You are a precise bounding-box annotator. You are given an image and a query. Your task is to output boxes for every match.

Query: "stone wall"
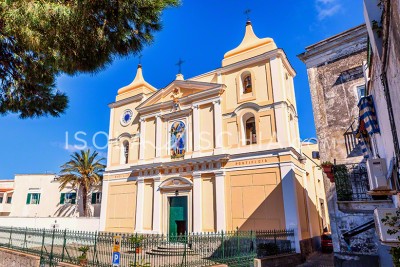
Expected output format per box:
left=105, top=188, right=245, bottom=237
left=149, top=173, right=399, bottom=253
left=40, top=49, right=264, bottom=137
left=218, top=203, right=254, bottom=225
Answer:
left=254, top=254, right=304, bottom=267
left=0, top=248, right=40, bottom=267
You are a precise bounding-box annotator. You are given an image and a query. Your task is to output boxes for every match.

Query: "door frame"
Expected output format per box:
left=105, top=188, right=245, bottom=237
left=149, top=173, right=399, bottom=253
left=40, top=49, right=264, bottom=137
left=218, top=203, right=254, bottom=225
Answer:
left=162, top=189, right=192, bottom=234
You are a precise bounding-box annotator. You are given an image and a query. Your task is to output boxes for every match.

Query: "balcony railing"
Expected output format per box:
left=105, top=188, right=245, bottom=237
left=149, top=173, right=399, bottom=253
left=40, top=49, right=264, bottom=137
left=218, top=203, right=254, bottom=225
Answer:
left=334, top=163, right=379, bottom=201
left=343, top=120, right=363, bottom=158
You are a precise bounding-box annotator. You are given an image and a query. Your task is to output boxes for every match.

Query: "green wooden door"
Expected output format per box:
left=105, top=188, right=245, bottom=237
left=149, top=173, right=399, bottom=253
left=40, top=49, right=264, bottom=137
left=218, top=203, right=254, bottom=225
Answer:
left=169, top=196, right=188, bottom=239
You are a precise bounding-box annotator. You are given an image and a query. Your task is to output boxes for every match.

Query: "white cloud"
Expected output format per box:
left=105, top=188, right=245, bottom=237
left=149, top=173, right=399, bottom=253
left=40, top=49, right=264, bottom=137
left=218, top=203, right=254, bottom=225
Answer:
left=316, top=0, right=342, bottom=20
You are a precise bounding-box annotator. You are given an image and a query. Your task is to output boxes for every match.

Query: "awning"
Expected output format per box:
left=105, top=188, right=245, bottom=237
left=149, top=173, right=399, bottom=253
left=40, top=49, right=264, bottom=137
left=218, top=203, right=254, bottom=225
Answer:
left=0, top=188, right=13, bottom=193
left=357, top=95, right=380, bottom=135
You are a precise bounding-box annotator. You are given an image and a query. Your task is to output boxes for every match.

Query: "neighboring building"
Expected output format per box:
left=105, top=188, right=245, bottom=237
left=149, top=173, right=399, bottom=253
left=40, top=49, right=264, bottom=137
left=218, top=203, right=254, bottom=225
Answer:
left=299, top=25, right=394, bottom=266
left=0, top=180, right=14, bottom=216
left=301, top=143, right=330, bottom=234
left=363, top=0, right=400, bottom=196
left=101, top=20, right=328, bottom=253
left=0, top=174, right=101, bottom=218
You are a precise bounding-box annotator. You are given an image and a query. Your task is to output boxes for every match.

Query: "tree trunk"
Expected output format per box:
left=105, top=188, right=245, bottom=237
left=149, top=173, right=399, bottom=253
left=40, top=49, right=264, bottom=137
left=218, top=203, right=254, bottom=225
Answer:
left=82, top=187, right=88, bottom=217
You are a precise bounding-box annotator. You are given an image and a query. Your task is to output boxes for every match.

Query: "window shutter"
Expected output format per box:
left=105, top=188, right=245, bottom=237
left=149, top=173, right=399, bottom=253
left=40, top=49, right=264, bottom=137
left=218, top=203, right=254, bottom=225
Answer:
left=91, top=193, right=96, bottom=204
left=26, top=193, right=31, bottom=205
left=60, top=193, right=65, bottom=204
left=71, top=193, right=76, bottom=204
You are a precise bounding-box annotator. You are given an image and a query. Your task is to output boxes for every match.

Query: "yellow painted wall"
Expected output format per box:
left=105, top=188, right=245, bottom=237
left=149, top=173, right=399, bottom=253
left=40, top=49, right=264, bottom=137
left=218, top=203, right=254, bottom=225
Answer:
left=221, top=62, right=273, bottom=114
left=202, top=177, right=216, bottom=232
left=295, top=173, right=311, bottom=239
left=105, top=181, right=137, bottom=233
left=225, top=168, right=285, bottom=231
left=144, top=118, right=156, bottom=159
left=143, top=181, right=154, bottom=230
left=199, top=103, right=214, bottom=150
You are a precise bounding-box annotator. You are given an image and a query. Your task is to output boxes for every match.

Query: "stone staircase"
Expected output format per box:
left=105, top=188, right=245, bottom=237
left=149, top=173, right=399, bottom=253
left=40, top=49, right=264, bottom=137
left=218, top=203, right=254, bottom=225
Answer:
left=146, top=242, right=197, bottom=256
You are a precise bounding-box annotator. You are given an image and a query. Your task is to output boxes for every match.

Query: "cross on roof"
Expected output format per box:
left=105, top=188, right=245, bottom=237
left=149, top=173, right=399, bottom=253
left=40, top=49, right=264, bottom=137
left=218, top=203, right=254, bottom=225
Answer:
left=138, top=53, right=143, bottom=65
left=244, top=9, right=251, bottom=21
left=176, top=58, right=184, bottom=74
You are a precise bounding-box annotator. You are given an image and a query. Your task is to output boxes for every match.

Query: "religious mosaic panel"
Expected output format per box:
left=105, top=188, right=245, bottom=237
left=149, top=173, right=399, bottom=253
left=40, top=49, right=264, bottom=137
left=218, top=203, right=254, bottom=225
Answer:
left=170, top=121, right=186, bottom=159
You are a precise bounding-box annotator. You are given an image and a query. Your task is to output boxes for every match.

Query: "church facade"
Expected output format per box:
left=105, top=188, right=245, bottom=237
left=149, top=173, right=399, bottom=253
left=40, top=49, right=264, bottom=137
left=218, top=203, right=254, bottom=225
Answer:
left=100, top=21, right=326, bottom=252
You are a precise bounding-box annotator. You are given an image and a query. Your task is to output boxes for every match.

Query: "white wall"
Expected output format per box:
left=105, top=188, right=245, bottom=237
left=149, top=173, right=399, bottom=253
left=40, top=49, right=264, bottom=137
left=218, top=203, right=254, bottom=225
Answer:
left=7, top=174, right=101, bottom=218
left=0, top=217, right=100, bottom=231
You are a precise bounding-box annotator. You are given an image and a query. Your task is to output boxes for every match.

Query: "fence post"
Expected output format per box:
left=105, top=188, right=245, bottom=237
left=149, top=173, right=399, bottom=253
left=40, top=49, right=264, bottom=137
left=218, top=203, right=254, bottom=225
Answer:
left=40, top=228, right=46, bottom=264
left=49, top=228, right=55, bottom=266
left=236, top=228, right=240, bottom=254
left=61, top=229, right=67, bottom=262
left=92, top=231, right=98, bottom=265
left=221, top=230, right=225, bottom=259
left=134, top=233, right=137, bottom=266
left=23, top=227, right=28, bottom=251
left=8, top=226, right=12, bottom=248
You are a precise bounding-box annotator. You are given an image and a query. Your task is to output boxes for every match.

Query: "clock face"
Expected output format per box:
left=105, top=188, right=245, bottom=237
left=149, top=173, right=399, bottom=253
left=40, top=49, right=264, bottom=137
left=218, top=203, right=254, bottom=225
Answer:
left=120, top=109, right=133, bottom=126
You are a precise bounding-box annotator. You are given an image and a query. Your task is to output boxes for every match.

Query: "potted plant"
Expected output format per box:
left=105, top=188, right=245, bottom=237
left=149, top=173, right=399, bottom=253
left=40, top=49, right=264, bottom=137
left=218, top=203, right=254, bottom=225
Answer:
left=77, top=246, right=89, bottom=266
left=320, top=161, right=334, bottom=182
left=129, top=235, right=145, bottom=254
left=320, top=161, right=333, bottom=173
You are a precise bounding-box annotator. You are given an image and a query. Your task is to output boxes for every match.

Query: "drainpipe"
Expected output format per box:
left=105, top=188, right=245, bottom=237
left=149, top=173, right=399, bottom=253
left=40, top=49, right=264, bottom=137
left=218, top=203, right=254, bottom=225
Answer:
left=380, top=0, right=400, bottom=169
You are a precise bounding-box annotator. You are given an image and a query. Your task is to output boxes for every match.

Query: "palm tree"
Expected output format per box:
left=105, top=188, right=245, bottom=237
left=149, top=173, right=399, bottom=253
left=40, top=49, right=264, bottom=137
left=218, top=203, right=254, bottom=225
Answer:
left=59, top=149, right=106, bottom=217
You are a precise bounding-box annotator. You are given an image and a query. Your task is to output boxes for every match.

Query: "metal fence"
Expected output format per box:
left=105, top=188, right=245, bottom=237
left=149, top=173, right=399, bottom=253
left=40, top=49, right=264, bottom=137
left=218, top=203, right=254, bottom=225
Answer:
left=333, top=163, right=391, bottom=201
left=0, top=227, right=295, bottom=267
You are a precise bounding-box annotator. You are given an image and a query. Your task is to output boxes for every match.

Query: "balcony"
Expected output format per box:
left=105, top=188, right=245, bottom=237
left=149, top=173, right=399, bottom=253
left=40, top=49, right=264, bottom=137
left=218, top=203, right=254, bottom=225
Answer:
left=0, top=203, right=12, bottom=213
left=334, top=163, right=393, bottom=213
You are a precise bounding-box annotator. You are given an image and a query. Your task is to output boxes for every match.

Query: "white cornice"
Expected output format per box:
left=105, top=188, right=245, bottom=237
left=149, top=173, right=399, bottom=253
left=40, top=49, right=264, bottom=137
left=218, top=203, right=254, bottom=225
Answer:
left=108, top=94, right=145, bottom=108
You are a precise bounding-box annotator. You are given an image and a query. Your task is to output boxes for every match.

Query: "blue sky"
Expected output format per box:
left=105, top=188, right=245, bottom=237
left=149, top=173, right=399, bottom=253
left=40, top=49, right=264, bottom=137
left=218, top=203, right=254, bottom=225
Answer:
left=0, top=0, right=365, bottom=178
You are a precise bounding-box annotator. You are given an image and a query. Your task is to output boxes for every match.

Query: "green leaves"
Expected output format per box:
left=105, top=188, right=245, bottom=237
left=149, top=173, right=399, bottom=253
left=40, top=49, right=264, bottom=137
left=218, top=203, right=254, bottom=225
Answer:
left=0, top=0, right=179, bottom=118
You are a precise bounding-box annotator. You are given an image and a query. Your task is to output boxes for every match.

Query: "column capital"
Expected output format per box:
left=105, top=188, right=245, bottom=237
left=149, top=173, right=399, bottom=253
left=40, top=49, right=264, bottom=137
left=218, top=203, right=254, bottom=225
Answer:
left=192, top=173, right=202, bottom=179
left=214, top=171, right=225, bottom=177
left=212, top=99, right=221, bottom=105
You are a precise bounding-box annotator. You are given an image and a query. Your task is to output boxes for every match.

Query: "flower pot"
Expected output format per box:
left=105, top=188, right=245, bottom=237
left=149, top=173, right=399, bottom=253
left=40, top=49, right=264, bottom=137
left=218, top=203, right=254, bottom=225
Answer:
left=135, top=247, right=142, bottom=254
left=326, top=172, right=334, bottom=183
left=79, top=259, right=88, bottom=266
left=322, top=165, right=333, bottom=173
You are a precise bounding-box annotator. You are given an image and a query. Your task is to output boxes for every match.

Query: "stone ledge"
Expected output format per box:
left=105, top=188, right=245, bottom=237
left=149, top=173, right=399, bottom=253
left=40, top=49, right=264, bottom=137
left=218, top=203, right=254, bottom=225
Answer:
left=0, top=247, right=40, bottom=267
left=337, top=200, right=393, bottom=213
left=254, top=253, right=304, bottom=267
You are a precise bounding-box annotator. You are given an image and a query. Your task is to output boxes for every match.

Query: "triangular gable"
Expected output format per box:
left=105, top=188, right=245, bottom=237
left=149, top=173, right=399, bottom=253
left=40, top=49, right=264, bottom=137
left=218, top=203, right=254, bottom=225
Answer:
left=137, top=80, right=222, bottom=110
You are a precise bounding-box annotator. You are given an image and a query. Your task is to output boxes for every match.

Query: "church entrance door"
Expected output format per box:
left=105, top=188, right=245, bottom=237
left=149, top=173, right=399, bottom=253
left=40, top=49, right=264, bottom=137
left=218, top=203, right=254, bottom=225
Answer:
left=168, top=196, right=188, bottom=239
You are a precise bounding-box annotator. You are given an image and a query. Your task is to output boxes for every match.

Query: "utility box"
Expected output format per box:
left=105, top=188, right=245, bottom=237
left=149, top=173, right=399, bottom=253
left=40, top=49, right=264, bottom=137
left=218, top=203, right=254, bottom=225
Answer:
left=367, top=158, right=389, bottom=191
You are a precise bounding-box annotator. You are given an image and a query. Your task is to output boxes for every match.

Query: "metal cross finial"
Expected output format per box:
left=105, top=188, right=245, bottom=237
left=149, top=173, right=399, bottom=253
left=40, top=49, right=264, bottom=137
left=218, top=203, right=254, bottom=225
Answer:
left=244, top=9, right=251, bottom=21
left=138, top=53, right=143, bottom=65
left=176, top=58, right=184, bottom=74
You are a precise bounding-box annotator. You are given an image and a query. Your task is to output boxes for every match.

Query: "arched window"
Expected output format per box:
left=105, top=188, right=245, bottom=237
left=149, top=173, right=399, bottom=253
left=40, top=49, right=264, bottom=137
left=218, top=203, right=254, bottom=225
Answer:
left=242, top=73, right=252, bottom=94
left=123, top=141, right=129, bottom=164
left=245, top=117, right=257, bottom=145
left=170, top=121, right=186, bottom=159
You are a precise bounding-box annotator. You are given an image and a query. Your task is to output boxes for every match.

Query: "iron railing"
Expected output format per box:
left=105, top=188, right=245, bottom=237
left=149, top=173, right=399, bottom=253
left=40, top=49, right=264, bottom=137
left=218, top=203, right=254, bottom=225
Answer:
left=334, top=163, right=375, bottom=201
left=0, top=227, right=295, bottom=267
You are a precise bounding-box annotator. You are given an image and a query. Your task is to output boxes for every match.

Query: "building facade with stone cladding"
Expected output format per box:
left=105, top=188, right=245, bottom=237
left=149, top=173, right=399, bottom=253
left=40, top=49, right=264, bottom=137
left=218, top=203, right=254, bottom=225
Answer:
left=298, top=24, right=393, bottom=266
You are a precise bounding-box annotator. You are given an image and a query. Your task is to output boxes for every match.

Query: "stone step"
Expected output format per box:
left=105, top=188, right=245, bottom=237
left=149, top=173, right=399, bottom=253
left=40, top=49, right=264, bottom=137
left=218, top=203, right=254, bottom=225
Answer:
left=146, top=250, right=198, bottom=256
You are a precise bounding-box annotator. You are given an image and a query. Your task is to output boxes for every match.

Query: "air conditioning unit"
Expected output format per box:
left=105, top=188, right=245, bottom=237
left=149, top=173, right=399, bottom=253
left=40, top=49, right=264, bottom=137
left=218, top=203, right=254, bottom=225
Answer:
left=374, top=208, right=400, bottom=244
left=367, top=158, right=389, bottom=191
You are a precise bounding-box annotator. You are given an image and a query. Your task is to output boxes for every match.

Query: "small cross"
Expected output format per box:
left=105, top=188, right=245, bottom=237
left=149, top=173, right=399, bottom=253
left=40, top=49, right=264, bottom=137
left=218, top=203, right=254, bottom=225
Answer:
left=176, top=58, right=184, bottom=74
left=244, top=9, right=251, bottom=21
left=138, top=53, right=143, bottom=65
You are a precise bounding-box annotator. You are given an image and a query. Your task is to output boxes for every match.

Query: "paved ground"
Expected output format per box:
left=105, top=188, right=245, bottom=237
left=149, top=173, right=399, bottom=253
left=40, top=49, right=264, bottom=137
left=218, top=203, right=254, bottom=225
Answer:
left=297, top=252, right=334, bottom=267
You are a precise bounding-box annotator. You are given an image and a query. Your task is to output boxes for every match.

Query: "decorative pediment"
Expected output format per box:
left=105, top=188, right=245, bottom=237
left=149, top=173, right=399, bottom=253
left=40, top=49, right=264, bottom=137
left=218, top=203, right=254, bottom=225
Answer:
left=136, top=80, right=224, bottom=114
left=159, top=177, right=193, bottom=190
